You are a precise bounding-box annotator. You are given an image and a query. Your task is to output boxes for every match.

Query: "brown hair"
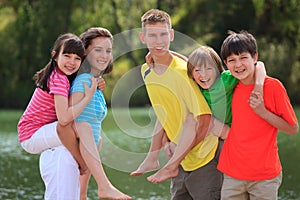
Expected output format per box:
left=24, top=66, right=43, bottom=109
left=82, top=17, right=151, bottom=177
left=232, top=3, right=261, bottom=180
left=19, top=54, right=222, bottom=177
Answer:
left=80, top=27, right=113, bottom=75
left=141, top=9, right=171, bottom=32
left=187, top=46, right=224, bottom=79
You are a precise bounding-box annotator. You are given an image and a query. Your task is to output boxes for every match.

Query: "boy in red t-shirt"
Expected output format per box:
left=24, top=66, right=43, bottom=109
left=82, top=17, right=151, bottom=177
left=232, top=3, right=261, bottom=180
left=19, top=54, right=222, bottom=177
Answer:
left=218, top=30, right=299, bottom=200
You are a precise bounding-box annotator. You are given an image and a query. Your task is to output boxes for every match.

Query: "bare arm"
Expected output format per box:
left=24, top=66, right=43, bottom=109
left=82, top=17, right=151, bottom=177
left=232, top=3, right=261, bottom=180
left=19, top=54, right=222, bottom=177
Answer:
left=252, top=61, right=266, bottom=95
left=55, top=77, right=98, bottom=126
left=250, top=92, right=299, bottom=135
left=210, top=117, right=230, bottom=140
left=170, top=51, right=188, bottom=62
left=194, top=114, right=212, bottom=144
left=145, top=51, right=187, bottom=68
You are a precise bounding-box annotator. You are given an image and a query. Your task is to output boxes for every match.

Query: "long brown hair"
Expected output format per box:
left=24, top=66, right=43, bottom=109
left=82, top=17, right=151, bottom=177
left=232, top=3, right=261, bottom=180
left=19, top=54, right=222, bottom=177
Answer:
left=80, top=27, right=113, bottom=75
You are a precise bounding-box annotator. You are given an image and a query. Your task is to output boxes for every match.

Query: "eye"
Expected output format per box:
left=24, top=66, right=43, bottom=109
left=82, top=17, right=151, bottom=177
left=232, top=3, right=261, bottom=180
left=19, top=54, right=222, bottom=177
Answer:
left=94, top=48, right=102, bottom=52
left=63, top=54, right=71, bottom=58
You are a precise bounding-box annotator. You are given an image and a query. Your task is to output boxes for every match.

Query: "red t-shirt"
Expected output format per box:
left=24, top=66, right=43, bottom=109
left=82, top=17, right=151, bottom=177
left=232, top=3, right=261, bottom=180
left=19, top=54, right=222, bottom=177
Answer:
left=218, top=76, right=298, bottom=180
left=18, top=67, right=70, bottom=143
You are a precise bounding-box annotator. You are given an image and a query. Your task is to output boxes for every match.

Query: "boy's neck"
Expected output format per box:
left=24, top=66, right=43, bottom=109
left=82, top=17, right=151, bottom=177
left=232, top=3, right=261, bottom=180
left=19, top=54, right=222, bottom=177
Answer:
left=153, top=51, right=173, bottom=66
left=152, top=52, right=173, bottom=75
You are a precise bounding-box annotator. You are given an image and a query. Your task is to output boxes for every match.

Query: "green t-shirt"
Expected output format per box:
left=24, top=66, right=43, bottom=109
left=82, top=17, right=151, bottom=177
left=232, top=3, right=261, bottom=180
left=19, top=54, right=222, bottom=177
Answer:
left=200, top=70, right=238, bottom=127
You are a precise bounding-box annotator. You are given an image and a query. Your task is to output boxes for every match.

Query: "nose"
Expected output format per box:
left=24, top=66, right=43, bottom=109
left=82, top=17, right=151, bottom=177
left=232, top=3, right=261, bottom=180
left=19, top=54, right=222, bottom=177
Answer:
left=236, top=59, right=242, bottom=67
left=197, top=69, right=206, bottom=76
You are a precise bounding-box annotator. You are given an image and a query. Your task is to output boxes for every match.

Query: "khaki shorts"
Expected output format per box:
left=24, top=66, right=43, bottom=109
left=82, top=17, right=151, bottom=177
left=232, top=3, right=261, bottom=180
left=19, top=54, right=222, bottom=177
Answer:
left=221, top=172, right=282, bottom=200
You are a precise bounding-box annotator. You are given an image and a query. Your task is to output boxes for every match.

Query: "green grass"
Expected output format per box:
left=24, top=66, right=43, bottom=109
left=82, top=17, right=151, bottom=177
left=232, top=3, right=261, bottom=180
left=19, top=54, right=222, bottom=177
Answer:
left=1, top=107, right=300, bottom=199
left=0, top=110, right=23, bottom=133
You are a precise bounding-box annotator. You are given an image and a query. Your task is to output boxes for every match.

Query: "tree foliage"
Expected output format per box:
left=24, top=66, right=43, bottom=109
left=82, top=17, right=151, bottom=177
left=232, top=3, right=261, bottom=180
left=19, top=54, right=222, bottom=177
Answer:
left=0, top=0, right=299, bottom=108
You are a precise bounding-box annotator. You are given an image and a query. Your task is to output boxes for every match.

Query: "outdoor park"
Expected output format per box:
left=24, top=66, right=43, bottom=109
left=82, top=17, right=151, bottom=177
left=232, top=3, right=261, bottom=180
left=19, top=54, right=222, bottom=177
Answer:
left=0, top=0, right=300, bottom=199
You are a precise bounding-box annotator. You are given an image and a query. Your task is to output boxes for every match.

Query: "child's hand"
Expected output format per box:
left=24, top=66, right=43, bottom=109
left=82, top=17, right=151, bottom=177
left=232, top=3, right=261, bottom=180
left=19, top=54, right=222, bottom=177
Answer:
left=145, top=52, right=154, bottom=68
left=249, top=92, right=266, bottom=116
left=83, top=77, right=97, bottom=99
left=97, top=77, right=106, bottom=91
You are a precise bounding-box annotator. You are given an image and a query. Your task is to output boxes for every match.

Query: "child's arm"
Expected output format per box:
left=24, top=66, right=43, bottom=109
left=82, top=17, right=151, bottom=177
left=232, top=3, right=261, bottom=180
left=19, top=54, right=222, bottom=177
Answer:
left=210, top=117, right=230, bottom=140
left=145, top=51, right=187, bottom=68
left=250, top=92, right=299, bottom=134
left=55, top=77, right=98, bottom=126
left=170, top=51, right=188, bottom=62
left=252, top=61, right=266, bottom=95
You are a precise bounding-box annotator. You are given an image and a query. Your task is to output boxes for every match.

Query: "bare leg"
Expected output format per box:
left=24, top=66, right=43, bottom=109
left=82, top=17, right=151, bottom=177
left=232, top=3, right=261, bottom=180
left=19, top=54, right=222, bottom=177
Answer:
left=57, top=122, right=87, bottom=175
left=79, top=139, right=102, bottom=200
left=147, top=114, right=197, bottom=183
left=130, top=119, right=165, bottom=176
left=75, top=122, right=131, bottom=200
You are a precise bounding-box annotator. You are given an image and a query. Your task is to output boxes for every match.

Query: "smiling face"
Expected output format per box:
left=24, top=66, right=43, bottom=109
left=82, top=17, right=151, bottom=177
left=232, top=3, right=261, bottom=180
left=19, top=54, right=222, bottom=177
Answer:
left=55, top=50, right=82, bottom=76
left=85, top=37, right=112, bottom=76
left=192, top=64, right=219, bottom=89
left=224, top=52, right=258, bottom=84
left=140, top=22, right=174, bottom=59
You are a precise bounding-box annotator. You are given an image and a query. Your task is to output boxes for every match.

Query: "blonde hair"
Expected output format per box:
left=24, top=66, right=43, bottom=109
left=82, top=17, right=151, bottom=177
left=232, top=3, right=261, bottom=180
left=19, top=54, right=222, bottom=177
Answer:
left=187, top=46, right=224, bottom=79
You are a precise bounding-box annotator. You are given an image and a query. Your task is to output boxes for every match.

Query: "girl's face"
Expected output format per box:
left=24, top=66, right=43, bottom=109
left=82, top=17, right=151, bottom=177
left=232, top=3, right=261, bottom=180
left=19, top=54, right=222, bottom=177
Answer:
left=192, top=64, right=219, bottom=89
left=85, top=37, right=112, bottom=76
left=55, top=50, right=82, bottom=76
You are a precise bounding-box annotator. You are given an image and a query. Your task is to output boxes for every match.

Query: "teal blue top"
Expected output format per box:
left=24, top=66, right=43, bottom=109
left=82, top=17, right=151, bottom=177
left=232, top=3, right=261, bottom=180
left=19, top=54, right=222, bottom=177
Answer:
left=70, top=73, right=107, bottom=145
left=200, top=70, right=238, bottom=127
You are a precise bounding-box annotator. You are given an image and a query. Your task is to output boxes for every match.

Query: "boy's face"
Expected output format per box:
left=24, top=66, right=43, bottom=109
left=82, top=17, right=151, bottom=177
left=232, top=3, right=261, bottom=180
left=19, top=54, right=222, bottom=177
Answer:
left=192, top=64, right=219, bottom=89
left=224, top=52, right=258, bottom=84
left=140, top=22, right=174, bottom=58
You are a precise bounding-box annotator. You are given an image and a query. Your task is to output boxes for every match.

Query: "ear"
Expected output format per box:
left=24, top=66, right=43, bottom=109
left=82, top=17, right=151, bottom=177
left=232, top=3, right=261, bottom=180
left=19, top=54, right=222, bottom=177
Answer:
left=51, top=50, right=56, bottom=58
left=223, top=59, right=227, bottom=65
left=170, top=28, right=174, bottom=42
left=253, top=53, right=258, bottom=63
left=139, top=32, right=146, bottom=44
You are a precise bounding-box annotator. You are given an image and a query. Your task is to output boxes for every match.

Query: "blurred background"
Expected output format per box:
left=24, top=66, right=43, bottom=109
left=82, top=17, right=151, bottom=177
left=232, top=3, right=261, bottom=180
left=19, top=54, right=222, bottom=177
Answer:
left=0, top=0, right=300, bottom=199
left=0, top=0, right=299, bottom=108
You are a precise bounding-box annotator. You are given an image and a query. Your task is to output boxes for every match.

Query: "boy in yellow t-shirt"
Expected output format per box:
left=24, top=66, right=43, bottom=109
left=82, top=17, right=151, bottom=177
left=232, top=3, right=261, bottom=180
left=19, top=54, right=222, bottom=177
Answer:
left=130, top=9, right=222, bottom=199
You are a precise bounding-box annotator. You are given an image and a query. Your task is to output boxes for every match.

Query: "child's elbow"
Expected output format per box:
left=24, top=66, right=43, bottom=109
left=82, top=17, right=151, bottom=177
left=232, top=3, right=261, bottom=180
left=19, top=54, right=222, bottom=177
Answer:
left=57, top=117, right=71, bottom=127
left=288, top=124, right=299, bottom=135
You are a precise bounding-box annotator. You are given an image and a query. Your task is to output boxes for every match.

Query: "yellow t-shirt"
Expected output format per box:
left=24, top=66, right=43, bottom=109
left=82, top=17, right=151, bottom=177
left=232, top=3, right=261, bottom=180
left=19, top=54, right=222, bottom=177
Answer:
left=141, top=56, right=218, bottom=171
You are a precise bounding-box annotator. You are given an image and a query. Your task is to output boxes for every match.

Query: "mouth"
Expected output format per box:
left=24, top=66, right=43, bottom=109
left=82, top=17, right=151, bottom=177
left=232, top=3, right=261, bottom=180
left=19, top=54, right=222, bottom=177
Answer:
left=65, top=65, right=76, bottom=71
left=97, top=60, right=107, bottom=64
left=199, top=78, right=210, bottom=84
left=235, top=68, right=246, bottom=74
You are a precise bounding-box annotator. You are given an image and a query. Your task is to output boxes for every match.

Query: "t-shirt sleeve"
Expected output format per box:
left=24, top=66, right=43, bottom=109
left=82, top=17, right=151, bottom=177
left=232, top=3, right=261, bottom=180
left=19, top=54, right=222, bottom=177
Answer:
left=48, top=70, right=70, bottom=97
left=181, top=73, right=211, bottom=118
left=221, top=70, right=238, bottom=92
left=273, top=79, right=298, bottom=125
left=70, top=73, right=92, bottom=94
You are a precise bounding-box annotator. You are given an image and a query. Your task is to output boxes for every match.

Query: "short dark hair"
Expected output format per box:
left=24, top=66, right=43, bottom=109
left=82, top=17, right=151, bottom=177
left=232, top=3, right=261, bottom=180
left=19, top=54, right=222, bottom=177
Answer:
left=221, top=30, right=257, bottom=61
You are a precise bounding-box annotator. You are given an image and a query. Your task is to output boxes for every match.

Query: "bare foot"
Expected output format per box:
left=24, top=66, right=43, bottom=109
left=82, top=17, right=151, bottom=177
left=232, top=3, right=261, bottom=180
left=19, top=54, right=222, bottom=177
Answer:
left=147, top=165, right=179, bottom=183
left=130, top=159, right=159, bottom=176
left=98, top=185, right=132, bottom=200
